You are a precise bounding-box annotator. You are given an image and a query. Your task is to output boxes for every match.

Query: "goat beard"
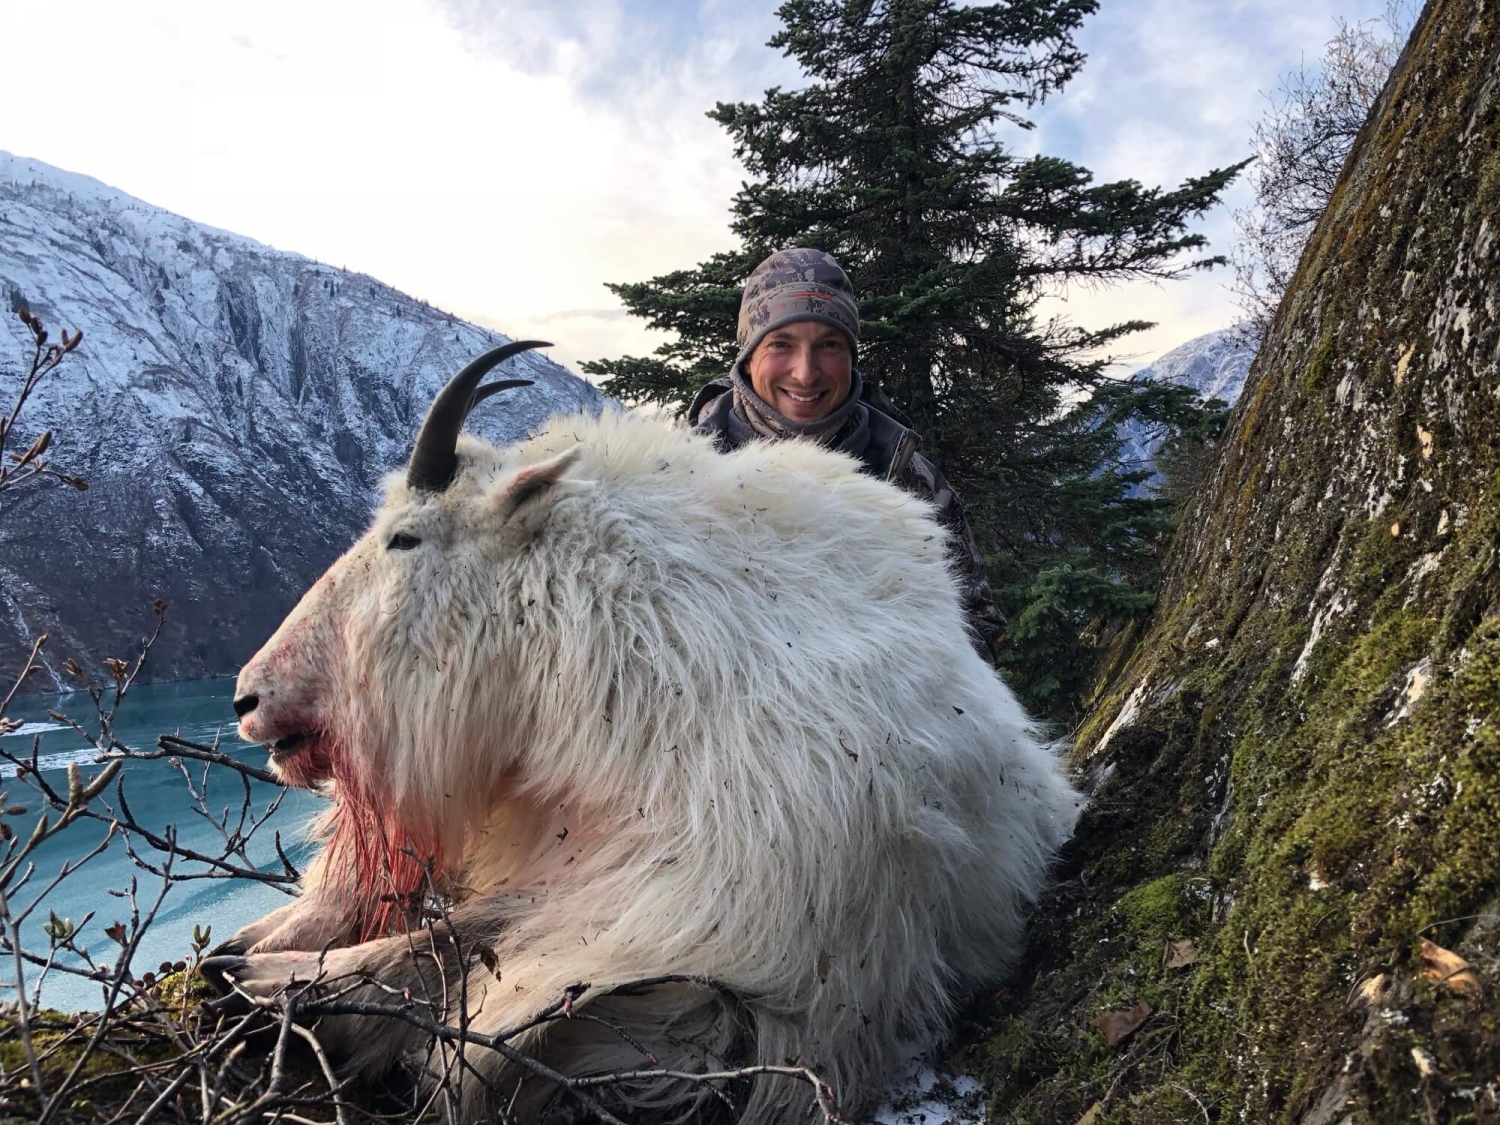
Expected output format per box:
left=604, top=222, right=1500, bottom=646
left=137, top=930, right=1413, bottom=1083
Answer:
left=323, top=742, right=444, bottom=942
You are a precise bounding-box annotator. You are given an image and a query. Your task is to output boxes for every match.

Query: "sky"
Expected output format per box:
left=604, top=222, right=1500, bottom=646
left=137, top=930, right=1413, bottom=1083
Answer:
left=1, top=0, right=1404, bottom=378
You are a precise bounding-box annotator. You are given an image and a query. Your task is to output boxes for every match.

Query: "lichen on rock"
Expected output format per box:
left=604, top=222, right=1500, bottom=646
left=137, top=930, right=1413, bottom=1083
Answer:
left=969, top=1, right=1500, bottom=1120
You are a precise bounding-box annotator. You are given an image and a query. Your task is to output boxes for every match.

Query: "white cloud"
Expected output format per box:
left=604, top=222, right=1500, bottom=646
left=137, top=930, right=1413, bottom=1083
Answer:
left=1029, top=0, right=1402, bottom=371
left=0, top=0, right=1404, bottom=380
left=0, top=0, right=791, bottom=374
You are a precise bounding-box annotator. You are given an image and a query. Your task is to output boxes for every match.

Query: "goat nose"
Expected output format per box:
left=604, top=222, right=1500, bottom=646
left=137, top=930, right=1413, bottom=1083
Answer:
left=232, top=694, right=260, bottom=718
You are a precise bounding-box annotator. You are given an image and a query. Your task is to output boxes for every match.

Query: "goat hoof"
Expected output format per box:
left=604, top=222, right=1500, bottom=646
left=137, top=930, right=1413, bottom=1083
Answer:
left=204, top=991, right=254, bottom=1018
left=207, top=936, right=248, bottom=959
left=199, top=954, right=249, bottom=996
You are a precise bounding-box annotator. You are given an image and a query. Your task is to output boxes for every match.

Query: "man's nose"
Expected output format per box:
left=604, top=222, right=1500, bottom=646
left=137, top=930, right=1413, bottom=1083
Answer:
left=789, top=344, right=819, bottom=382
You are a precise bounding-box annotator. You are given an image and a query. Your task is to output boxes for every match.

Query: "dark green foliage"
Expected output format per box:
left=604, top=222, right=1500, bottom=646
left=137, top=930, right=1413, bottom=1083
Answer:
left=1133, top=382, right=1234, bottom=510
left=997, top=564, right=1155, bottom=705
left=585, top=0, right=1244, bottom=718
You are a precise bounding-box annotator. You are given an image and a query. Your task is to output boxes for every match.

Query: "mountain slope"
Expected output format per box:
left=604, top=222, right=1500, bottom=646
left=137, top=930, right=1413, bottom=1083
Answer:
left=0, top=152, right=603, bottom=689
left=1119, top=328, right=1257, bottom=490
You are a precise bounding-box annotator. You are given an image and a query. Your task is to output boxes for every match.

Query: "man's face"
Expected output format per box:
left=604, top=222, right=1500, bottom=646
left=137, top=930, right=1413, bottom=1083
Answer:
left=747, top=321, right=854, bottom=423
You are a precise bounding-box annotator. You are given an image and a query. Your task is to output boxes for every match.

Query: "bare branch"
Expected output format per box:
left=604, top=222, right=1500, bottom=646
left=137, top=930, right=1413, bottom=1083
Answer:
left=1230, top=10, right=1415, bottom=334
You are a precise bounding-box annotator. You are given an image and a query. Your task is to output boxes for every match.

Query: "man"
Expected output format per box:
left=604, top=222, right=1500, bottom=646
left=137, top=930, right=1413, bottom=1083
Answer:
left=688, top=247, right=1007, bottom=662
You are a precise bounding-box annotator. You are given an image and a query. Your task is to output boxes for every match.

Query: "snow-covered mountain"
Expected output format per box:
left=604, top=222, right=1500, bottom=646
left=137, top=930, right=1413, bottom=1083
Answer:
left=0, top=152, right=603, bottom=690
left=1119, top=328, right=1259, bottom=492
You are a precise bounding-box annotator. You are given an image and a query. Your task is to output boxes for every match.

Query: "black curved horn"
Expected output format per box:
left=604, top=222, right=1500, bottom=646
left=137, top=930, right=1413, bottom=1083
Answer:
left=469, top=378, right=534, bottom=411
left=406, top=341, right=551, bottom=492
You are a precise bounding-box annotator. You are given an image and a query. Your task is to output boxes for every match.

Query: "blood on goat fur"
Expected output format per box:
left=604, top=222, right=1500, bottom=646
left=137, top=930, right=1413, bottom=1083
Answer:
left=325, top=744, right=442, bottom=940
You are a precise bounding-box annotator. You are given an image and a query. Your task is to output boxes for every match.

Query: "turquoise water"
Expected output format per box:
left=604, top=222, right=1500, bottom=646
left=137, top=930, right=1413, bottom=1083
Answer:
left=0, top=679, right=325, bottom=1011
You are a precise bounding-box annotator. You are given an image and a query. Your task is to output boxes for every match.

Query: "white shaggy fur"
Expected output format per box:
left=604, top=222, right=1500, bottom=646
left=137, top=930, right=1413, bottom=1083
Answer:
left=229, top=410, right=1081, bottom=1122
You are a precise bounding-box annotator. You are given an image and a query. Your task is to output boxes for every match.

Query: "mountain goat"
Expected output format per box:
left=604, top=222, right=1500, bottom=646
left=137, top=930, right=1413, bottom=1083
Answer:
left=209, top=342, right=1081, bottom=1122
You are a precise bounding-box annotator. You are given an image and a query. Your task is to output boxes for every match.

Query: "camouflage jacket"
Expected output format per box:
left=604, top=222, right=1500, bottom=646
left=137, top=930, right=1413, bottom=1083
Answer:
left=687, top=377, right=1007, bottom=663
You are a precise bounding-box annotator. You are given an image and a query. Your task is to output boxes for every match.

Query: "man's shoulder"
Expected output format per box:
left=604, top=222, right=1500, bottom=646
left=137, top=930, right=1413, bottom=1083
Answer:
left=863, top=405, right=947, bottom=500
left=885, top=442, right=965, bottom=518
left=688, top=380, right=741, bottom=452
left=687, top=378, right=733, bottom=428
left=900, top=450, right=950, bottom=503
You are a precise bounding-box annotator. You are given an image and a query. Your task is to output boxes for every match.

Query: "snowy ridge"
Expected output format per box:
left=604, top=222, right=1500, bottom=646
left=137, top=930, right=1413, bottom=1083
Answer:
left=1119, top=327, right=1258, bottom=493
left=0, top=153, right=267, bottom=249
left=0, top=151, right=604, bottom=689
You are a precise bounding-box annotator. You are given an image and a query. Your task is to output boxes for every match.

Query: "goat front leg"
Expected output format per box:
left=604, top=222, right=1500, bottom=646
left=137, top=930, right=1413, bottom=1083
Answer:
left=207, top=844, right=359, bottom=961
left=215, top=891, right=348, bottom=953
left=199, top=869, right=356, bottom=995
left=200, top=903, right=506, bottom=1080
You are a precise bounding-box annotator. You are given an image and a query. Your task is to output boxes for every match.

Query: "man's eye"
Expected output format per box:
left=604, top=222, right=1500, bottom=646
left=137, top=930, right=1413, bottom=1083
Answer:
left=387, top=532, right=422, bottom=551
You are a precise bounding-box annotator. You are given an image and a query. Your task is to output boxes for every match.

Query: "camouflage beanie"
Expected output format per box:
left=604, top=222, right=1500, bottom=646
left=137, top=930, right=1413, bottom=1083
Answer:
left=735, top=248, right=860, bottom=365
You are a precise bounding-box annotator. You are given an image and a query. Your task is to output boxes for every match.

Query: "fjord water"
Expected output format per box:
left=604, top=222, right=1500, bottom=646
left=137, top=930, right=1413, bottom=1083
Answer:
left=0, top=679, right=324, bottom=1011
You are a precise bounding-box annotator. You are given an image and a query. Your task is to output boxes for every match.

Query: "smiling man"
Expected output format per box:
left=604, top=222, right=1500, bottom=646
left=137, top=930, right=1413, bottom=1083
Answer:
left=688, top=247, right=1007, bottom=662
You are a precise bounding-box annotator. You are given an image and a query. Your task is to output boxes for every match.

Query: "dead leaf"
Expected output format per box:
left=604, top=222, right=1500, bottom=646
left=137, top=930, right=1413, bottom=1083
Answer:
left=1090, top=1000, right=1151, bottom=1047
left=1353, top=972, right=1389, bottom=1007
left=1420, top=939, right=1480, bottom=995
left=1411, top=1046, right=1438, bottom=1079
left=1076, top=1102, right=1103, bottom=1125
left=474, top=943, right=501, bottom=980
left=1164, top=939, right=1198, bottom=969
left=816, top=950, right=831, bottom=983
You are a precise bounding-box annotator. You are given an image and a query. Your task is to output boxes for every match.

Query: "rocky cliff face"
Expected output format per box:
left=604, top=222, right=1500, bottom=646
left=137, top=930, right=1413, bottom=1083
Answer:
left=974, top=2, right=1500, bottom=1120
left=0, top=154, right=603, bottom=690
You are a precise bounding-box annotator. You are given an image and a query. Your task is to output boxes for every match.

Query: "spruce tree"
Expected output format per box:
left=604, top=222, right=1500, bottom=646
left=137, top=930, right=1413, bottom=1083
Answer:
left=584, top=0, right=1246, bottom=718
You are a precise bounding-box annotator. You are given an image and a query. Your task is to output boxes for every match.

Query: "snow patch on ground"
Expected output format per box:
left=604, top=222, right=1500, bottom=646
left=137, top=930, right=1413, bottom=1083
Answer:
left=868, top=1040, right=986, bottom=1124
left=1093, top=679, right=1149, bottom=757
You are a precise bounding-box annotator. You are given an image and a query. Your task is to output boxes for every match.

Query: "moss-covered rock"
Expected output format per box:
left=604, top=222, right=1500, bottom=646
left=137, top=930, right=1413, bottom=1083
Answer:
left=970, top=1, right=1500, bottom=1120
left=0, top=999, right=195, bottom=1121
left=0, top=971, right=341, bottom=1122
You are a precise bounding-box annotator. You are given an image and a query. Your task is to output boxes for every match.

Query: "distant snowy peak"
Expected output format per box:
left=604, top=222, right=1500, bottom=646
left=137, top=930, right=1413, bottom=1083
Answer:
left=0, top=151, right=285, bottom=256
left=1132, top=328, right=1257, bottom=406
left=0, top=148, right=600, bottom=462
left=1118, top=328, right=1259, bottom=495
left=0, top=150, right=604, bottom=690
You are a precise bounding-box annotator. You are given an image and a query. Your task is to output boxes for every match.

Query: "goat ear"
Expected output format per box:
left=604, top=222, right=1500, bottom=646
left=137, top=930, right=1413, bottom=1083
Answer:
left=493, top=445, right=585, bottom=526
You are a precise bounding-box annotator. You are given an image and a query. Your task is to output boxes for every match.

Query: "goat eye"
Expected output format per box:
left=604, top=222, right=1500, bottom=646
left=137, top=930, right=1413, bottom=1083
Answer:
left=387, top=532, right=422, bottom=551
